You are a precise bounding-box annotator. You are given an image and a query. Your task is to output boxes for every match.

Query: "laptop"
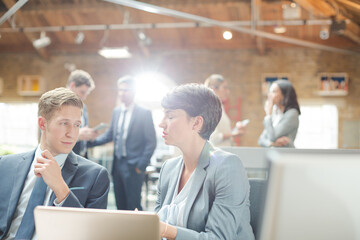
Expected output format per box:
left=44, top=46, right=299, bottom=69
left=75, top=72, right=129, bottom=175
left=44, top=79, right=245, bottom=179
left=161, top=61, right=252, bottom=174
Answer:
left=34, top=206, right=160, bottom=240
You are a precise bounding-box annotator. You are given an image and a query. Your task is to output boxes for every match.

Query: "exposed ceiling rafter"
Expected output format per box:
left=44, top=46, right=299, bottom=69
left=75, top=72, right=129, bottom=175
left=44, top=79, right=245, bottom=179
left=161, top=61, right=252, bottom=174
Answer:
left=103, top=0, right=359, bottom=55
left=2, top=0, right=49, bottom=59
left=294, top=0, right=360, bottom=44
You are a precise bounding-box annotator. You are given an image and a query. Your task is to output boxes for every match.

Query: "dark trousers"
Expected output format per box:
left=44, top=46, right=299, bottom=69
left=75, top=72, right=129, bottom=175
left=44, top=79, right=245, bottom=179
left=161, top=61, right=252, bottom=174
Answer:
left=112, top=157, right=145, bottom=210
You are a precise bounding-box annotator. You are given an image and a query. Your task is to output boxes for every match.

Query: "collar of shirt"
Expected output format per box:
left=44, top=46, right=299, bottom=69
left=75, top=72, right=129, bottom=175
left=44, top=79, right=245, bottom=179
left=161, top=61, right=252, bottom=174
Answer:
left=120, top=102, right=135, bottom=113
left=36, top=145, right=68, bottom=167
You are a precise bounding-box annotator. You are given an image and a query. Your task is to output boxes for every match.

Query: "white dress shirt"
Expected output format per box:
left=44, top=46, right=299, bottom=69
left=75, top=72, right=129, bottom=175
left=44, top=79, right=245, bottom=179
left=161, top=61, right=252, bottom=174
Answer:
left=209, top=105, right=233, bottom=147
left=117, top=103, right=134, bottom=157
left=157, top=161, right=195, bottom=227
left=5, top=145, right=68, bottom=240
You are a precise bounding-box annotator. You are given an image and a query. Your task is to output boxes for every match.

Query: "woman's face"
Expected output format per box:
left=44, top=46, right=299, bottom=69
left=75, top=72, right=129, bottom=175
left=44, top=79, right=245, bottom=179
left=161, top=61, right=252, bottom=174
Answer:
left=214, top=81, right=230, bottom=103
left=159, top=109, right=195, bottom=148
left=268, top=83, right=284, bottom=106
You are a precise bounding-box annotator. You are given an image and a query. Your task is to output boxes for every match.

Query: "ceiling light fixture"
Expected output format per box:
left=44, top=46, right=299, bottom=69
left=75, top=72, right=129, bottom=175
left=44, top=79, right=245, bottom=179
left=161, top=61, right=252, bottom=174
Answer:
left=32, top=31, right=51, bottom=49
left=98, top=47, right=132, bottom=59
left=273, top=25, right=287, bottom=34
left=223, top=31, right=232, bottom=40
left=74, top=32, right=85, bottom=44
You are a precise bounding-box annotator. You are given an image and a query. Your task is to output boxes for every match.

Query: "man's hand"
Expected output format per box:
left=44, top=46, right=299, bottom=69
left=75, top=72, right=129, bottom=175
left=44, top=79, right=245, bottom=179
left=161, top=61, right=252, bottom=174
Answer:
left=135, top=167, right=142, bottom=174
left=34, top=150, right=70, bottom=202
left=78, top=126, right=100, bottom=141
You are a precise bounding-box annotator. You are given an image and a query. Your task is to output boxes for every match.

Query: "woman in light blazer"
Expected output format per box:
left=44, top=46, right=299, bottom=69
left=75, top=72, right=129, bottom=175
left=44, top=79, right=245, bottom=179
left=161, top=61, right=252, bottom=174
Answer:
left=258, top=79, right=301, bottom=148
left=156, top=84, right=254, bottom=240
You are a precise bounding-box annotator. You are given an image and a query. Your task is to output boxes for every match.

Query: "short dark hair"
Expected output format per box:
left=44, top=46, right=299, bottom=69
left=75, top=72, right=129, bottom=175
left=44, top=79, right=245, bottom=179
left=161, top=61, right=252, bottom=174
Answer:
left=275, top=79, right=301, bottom=114
left=117, top=75, right=136, bottom=89
left=161, top=83, right=222, bottom=140
left=67, top=69, right=95, bottom=90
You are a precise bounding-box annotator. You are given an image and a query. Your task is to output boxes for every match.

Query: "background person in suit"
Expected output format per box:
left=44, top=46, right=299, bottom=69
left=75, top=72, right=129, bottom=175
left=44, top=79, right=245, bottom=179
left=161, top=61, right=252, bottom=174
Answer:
left=88, top=76, right=157, bottom=211
left=0, top=88, right=110, bottom=240
left=204, top=74, right=246, bottom=147
left=258, top=79, right=301, bottom=148
left=156, top=84, right=254, bottom=240
left=66, top=69, right=98, bottom=157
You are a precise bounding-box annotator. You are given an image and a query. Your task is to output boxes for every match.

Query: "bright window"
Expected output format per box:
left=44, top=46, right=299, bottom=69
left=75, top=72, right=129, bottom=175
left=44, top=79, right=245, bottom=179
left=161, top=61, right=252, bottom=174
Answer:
left=0, top=103, right=38, bottom=153
left=295, top=104, right=338, bottom=149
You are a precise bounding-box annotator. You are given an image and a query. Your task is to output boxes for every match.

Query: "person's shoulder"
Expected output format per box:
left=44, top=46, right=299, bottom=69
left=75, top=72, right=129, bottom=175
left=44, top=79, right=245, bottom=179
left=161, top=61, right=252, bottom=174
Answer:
left=209, top=147, right=242, bottom=168
left=134, top=104, right=151, bottom=113
left=1, top=151, right=32, bottom=160
left=285, top=108, right=299, bottom=115
left=74, top=154, right=108, bottom=172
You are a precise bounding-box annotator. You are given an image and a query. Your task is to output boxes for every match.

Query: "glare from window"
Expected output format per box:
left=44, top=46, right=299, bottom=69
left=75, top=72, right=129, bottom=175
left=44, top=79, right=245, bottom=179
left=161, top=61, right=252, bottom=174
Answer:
left=295, top=105, right=338, bottom=149
left=0, top=103, right=38, bottom=153
left=134, top=72, right=175, bottom=104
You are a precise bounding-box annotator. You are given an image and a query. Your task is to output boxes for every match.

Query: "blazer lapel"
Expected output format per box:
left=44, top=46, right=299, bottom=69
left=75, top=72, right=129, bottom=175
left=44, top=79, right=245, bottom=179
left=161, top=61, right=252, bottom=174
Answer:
left=8, top=151, right=35, bottom=217
left=126, top=104, right=138, bottom=136
left=163, top=158, right=183, bottom=206
left=182, top=142, right=212, bottom=227
left=49, top=152, right=78, bottom=204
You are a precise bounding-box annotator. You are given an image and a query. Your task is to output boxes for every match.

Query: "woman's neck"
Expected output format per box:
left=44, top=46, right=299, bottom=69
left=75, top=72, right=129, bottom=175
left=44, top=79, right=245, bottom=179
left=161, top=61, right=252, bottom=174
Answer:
left=180, top=138, right=206, bottom=173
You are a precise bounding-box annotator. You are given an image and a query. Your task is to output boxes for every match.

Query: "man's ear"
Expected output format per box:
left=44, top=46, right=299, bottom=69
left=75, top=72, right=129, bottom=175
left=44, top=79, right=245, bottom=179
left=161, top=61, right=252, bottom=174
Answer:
left=38, top=116, right=47, bottom=131
left=192, top=116, right=204, bottom=133
left=68, top=82, right=76, bottom=91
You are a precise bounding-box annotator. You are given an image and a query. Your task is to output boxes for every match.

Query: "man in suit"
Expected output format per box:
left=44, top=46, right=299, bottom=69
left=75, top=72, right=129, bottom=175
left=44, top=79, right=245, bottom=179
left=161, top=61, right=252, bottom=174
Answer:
left=88, top=75, right=156, bottom=211
left=0, top=88, right=110, bottom=240
left=66, top=69, right=98, bottom=157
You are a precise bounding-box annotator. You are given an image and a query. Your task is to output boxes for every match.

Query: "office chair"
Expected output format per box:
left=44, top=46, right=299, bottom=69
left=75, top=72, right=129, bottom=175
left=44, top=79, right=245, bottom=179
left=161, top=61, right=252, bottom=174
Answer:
left=249, top=178, right=267, bottom=239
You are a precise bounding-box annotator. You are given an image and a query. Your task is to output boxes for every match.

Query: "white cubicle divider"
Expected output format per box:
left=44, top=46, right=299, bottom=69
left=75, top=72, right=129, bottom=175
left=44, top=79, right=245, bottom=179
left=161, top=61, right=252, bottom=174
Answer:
left=221, top=147, right=360, bottom=178
left=260, top=150, right=360, bottom=240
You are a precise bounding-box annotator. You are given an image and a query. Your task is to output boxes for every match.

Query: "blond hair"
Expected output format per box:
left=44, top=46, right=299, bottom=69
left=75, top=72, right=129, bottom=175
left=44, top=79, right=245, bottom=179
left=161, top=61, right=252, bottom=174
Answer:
left=38, top=87, right=83, bottom=120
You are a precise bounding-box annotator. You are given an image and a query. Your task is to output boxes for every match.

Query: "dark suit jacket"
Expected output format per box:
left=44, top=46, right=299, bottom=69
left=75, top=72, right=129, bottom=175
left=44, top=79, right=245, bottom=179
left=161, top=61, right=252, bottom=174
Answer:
left=0, top=150, right=110, bottom=239
left=88, top=104, right=157, bottom=172
left=73, top=104, right=89, bottom=156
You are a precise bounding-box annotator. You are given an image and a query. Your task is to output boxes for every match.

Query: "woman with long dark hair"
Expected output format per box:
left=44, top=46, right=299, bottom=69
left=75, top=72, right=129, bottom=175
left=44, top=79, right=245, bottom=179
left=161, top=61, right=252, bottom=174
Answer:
left=258, top=79, right=301, bottom=148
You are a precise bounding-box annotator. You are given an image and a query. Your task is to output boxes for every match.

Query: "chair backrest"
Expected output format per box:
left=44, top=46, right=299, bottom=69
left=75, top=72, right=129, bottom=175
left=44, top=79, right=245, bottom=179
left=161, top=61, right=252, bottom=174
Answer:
left=249, top=178, right=267, bottom=239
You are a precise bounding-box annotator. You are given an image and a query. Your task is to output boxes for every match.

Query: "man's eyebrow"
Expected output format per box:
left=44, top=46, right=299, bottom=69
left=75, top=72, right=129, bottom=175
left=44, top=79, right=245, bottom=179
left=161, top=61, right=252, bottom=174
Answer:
left=165, top=110, right=174, bottom=114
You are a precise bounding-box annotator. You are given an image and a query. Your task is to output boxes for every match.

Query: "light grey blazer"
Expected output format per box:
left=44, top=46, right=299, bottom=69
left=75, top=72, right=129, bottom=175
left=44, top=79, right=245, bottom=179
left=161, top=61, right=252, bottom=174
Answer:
left=155, top=142, right=254, bottom=240
left=258, top=108, right=300, bottom=148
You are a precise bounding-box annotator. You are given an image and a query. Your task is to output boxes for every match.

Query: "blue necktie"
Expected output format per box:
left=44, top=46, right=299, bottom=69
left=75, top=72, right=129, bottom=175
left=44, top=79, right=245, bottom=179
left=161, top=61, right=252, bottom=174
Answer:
left=15, top=177, right=47, bottom=240
left=115, top=110, right=127, bottom=159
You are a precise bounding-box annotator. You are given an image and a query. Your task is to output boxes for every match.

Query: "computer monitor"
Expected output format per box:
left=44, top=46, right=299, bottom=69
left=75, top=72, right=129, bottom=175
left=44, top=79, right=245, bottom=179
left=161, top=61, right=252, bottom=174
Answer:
left=34, top=206, right=160, bottom=240
left=259, top=150, right=360, bottom=240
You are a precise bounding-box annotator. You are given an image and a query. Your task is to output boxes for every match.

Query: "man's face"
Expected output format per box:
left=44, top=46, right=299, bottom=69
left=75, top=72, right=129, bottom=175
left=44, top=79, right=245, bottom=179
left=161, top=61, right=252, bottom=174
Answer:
left=69, top=83, right=91, bottom=101
left=118, top=82, right=135, bottom=106
left=39, top=105, right=82, bottom=156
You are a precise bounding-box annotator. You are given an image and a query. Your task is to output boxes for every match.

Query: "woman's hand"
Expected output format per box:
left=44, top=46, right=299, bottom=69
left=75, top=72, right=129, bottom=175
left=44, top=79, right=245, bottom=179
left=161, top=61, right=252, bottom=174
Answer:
left=160, top=221, right=177, bottom=240
left=272, top=136, right=290, bottom=147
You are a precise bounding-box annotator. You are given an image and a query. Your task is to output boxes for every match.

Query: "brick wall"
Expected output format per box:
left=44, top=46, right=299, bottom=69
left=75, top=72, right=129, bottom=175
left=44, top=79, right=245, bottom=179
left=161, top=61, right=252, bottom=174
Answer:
left=1, top=47, right=359, bottom=148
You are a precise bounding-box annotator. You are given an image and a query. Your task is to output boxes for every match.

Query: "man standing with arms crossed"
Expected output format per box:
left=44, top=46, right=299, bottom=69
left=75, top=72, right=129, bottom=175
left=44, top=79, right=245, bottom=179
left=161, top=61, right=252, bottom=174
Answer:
left=0, top=88, right=110, bottom=240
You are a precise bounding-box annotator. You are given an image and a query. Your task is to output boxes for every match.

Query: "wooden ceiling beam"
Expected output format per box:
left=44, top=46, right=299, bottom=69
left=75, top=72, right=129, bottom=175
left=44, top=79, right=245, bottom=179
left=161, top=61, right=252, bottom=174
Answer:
left=294, top=0, right=360, bottom=44
left=335, top=0, right=360, bottom=14
left=2, top=0, right=49, bottom=59
left=252, top=0, right=266, bottom=55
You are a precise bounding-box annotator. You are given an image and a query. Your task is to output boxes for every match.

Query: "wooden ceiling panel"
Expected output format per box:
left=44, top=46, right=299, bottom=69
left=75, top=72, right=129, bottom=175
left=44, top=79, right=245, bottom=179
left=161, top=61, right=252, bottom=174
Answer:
left=0, top=0, right=359, bottom=57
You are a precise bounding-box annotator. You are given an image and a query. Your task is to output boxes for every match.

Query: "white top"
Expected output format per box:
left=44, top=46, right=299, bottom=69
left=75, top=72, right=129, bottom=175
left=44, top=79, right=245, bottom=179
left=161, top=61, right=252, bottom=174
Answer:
left=157, top=161, right=195, bottom=227
left=117, top=103, right=134, bottom=157
left=6, top=145, right=68, bottom=240
left=209, top=105, right=233, bottom=147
